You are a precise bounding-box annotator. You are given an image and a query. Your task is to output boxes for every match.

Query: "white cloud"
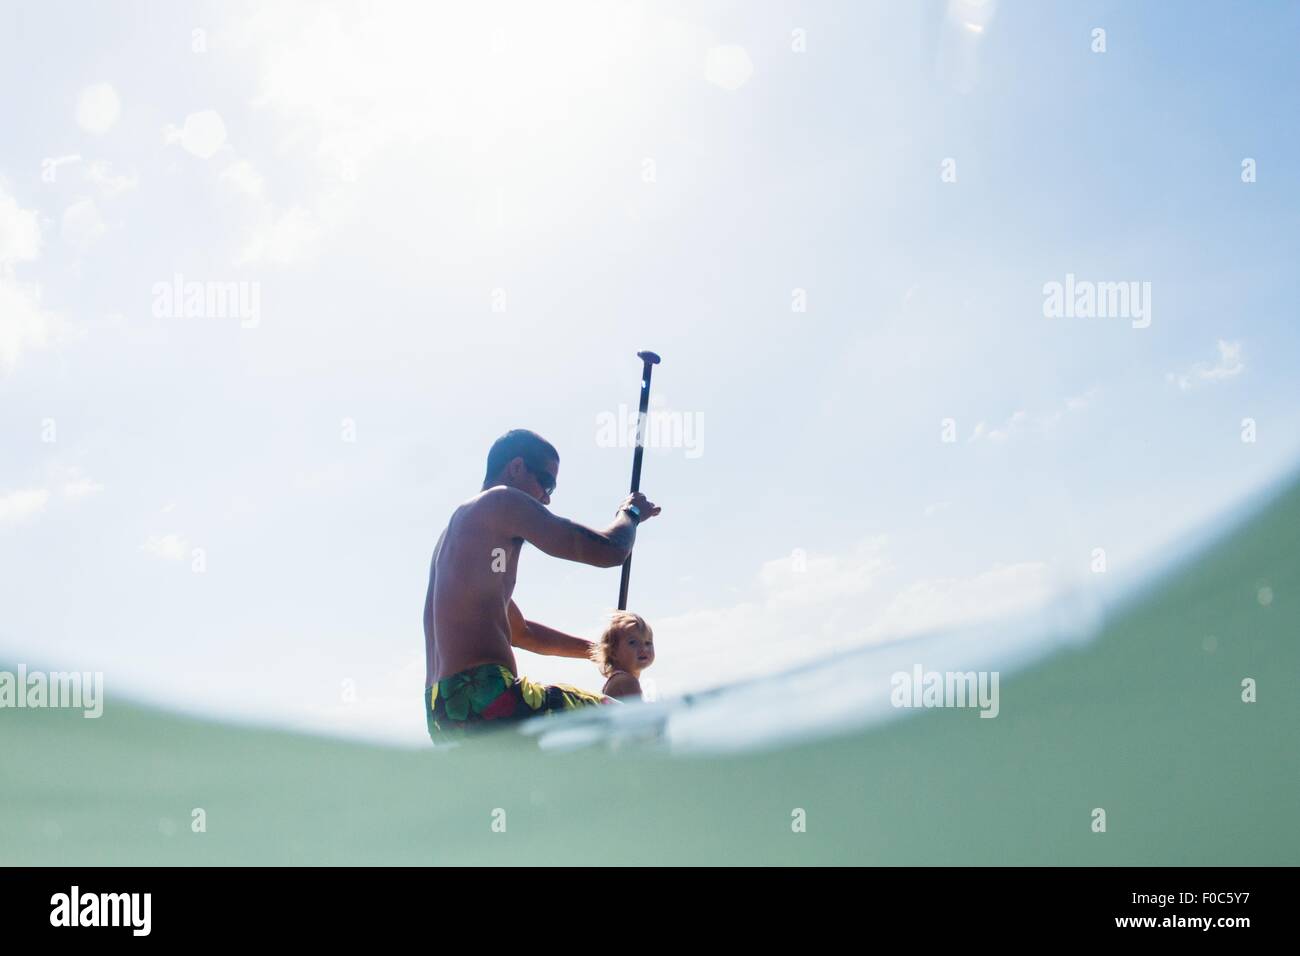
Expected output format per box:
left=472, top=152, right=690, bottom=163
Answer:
left=972, top=388, right=1100, bottom=441
left=220, top=159, right=265, bottom=198
left=141, top=533, right=190, bottom=560
left=164, top=110, right=229, bottom=159
left=704, top=45, right=754, bottom=91
left=61, top=198, right=107, bottom=248
left=0, top=275, right=52, bottom=372
left=987, top=409, right=1027, bottom=442
left=757, top=538, right=891, bottom=609
left=234, top=205, right=321, bottom=266
left=222, top=158, right=344, bottom=266
left=63, top=477, right=104, bottom=499
left=75, top=83, right=121, bottom=134
left=923, top=501, right=952, bottom=518
left=0, top=488, right=50, bottom=525
left=85, top=161, right=138, bottom=198
left=1040, top=387, right=1100, bottom=432
left=1064, top=387, right=1098, bottom=412
left=643, top=538, right=1052, bottom=695
left=0, top=182, right=54, bottom=372
left=234, top=3, right=640, bottom=170
left=0, top=190, right=41, bottom=263
left=863, top=561, right=1051, bottom=641
left=968, top=409, right=1026, bottom=442
left=222, top=3, right=697, bottom=265
left=42, top=154, right=82, bottom=183
left=1166, top=340, right=1245, bottom=391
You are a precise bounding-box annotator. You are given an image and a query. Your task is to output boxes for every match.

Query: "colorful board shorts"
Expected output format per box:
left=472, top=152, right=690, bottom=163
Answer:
left=425, top=663, right=607, bottom=743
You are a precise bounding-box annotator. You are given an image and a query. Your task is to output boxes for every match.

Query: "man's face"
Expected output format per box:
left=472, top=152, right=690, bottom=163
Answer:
left=514, top=456, right=558, bottom=506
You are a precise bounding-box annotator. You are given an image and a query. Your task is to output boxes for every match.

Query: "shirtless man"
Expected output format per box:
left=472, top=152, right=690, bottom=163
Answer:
left=422, top=428, right=660, bottom=742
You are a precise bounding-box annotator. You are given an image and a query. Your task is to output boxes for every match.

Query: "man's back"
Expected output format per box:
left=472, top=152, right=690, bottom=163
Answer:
left=423, top=491, right=521, bottom=686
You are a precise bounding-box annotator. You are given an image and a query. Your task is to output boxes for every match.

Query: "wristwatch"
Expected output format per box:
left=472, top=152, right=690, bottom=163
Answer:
left=621, top=503, right=642, bottom=524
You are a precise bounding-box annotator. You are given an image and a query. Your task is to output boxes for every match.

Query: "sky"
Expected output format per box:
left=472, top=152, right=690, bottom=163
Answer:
left=2, top=0, right=1298, bottom=746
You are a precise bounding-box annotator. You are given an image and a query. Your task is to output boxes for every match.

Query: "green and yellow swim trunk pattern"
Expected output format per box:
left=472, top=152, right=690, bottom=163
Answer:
left=425, top=663, right=607, bottom=743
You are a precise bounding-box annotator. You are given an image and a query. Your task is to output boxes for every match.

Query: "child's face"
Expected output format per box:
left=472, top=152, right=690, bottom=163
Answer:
left=613, top=626, right=654, bottom=675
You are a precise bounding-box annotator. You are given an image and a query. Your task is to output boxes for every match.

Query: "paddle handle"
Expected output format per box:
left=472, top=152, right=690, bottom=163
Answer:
left=617, top=351, right=660, bottom=610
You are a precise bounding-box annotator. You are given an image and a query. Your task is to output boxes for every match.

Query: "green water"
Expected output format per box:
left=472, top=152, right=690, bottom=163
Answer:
left=2, top=477, right=1297, bottom=865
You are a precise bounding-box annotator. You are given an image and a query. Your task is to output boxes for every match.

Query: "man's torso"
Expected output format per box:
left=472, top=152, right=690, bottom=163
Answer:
left=423, top=492, right=522, bottom=686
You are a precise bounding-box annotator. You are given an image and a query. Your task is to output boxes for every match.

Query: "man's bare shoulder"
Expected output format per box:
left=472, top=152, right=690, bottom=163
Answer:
left=463, top=485, right=539, bottom=527
left=472, top=484, right=526, bottom=506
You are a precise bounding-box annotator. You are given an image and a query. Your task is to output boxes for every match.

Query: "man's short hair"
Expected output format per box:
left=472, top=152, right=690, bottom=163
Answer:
left=483, top=429, right=559, bottom=487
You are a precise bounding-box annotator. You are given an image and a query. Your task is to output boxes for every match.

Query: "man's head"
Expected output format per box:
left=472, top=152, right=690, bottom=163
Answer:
left=482, top=429, right=559, bottom=505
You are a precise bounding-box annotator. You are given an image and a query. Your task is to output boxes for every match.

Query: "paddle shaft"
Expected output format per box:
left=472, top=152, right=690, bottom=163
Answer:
left=617, top=351, right=660, bottom=610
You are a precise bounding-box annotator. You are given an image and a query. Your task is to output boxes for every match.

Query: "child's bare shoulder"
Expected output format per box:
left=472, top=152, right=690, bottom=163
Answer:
left=603, top=670, right=642, bottom=699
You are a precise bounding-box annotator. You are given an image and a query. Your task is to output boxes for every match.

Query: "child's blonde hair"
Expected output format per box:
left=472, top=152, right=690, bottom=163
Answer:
left=591, top=610, right=652, bottom=678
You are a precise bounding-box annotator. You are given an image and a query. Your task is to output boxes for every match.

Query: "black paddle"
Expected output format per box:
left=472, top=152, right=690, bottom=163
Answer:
left=617, top=350, right=660, bottom=610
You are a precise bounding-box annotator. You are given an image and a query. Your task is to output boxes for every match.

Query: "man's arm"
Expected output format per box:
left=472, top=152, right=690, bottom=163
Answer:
left=486, top=486, right=657, bottom=569
left=507, top=600, right=594, bottom=659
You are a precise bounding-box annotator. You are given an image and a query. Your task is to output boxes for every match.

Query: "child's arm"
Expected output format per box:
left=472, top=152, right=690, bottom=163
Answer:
left=603, top=671, right=642, bottom=700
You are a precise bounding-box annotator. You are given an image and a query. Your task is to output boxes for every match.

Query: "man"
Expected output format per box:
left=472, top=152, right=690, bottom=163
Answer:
left=422, top=428, right=660, bottom=742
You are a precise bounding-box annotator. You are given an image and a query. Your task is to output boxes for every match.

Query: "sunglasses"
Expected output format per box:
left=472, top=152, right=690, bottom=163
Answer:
left=526, top=465, right=556, bottom=496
